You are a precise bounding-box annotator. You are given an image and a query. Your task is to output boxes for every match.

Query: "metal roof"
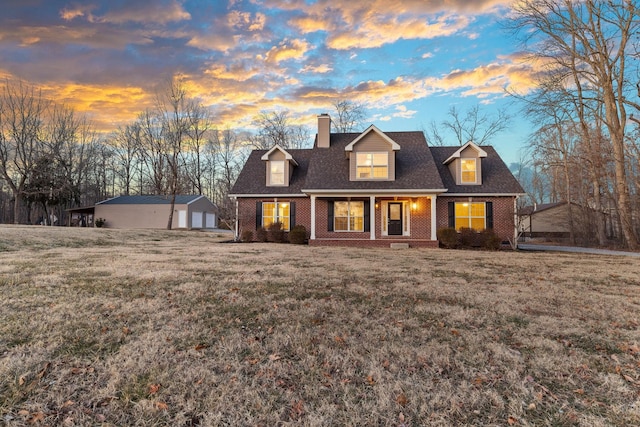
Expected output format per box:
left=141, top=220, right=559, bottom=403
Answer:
left=96, top=195, right=206, bottom=205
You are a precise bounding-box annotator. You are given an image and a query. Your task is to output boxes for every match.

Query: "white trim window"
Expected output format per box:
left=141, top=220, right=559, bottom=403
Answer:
left=460, top=159, right=477, bottom=184
left=334, top=201, right=364, bottom=231
left=455, top=202, right=485, bottom=231
left=356, top=152, right=388, bottom=179
left=262, top=201, right=290, bottom=230
left=270, top=160, right=285, bottom=185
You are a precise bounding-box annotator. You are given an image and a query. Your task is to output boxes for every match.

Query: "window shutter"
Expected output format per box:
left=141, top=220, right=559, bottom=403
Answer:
left=290, top=201, right=296, bottom=228
left=327, top=201, right=334, bottom=231
left=486, top=201, right=493, bottom=229
left=256, top=201, right=262, bottom=229
left=363, top=200, right=370, bottom=232
left=448, top=202, right=455, bottom=228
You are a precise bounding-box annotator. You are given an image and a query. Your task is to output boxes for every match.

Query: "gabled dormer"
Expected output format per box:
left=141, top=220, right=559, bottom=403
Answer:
left=345, top=125, right=400, bottom=181
left=261, top=144, right=298, bottom=187
left=443, top=141, right=487, bottom=185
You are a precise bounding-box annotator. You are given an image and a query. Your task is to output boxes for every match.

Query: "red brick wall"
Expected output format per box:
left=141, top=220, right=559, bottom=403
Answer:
left=237, top=198, right=310, bottom=240
left=238, top=196, right=515, bottom=245
left=436, top=196, right=515, bottom=242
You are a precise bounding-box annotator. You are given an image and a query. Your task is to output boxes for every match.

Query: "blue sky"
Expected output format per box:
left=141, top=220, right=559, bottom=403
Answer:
left=0, top=0, right=541, bottom=164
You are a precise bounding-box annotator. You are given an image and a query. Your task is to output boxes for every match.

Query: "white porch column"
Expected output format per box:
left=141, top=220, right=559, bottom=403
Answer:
left=310, top=195, right=316, bottom=240
left=430, top=195, right=437, bottom=241
left=370, top=195, right=376, bottom=240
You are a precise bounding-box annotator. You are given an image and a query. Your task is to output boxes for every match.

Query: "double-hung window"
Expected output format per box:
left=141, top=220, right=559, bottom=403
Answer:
left=356, top=152, right=388, bottom=179
left=262, top=201, right=290, bottom=230
left=270, top=161, right=285, bottom=185
left=334, top=201, right=364, bottom=231
left=455, top=202, right=485, bottom=231
left=460, top=159, right=477, bottom=183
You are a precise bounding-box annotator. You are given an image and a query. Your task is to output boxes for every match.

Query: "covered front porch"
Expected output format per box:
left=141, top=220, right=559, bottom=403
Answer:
left=308, top=193, right=441, bottom=248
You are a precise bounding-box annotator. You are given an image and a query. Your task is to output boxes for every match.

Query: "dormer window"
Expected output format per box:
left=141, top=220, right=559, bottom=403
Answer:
left=442, top=141, right=486, bottom=186
left=270, top=160, right=285, bottom=185
left=261, top=145, right=298, bottom=187
left=461, top=159, right=477, bottom=183
left=345, top=125, right=400, bottom=181
left=356, top=152, right=388, bottom=179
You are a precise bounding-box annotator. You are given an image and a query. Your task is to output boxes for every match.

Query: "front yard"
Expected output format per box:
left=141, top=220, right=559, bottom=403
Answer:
left=1, top=226, right=639, bottom=426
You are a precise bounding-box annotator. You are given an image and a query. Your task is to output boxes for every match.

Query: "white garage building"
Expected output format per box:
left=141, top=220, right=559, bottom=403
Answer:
left=94, top=195, right=217, bottom=229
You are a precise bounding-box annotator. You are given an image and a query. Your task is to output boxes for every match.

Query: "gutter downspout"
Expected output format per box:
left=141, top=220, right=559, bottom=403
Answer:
left=234, top=198, right=239, bottom=241
left=513, top=196, right=519, bottom=249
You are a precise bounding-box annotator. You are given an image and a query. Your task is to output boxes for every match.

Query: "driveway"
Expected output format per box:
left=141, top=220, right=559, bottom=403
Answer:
left=518, top=243, right=640, bottom=258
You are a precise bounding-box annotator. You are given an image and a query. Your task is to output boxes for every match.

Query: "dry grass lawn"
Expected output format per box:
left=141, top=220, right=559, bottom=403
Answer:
left=1, top=225, right=639, bottom=426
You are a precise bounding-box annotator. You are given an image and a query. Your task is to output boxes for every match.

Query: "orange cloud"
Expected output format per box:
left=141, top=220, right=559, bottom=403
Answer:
left=204, top=63, right=262, bottom=82
left=264, top=39, right=310, bottom=64
left=34, top=82, right=154, bottom=132
left=59, top=5, right=95, bottom=21
left=327, top=14, right=471, bottom=50
left=287, top=0, right=512, bottom=49
left=439, top=55, right=541, bottom=98
left=187, top=33, right=236, bottom=52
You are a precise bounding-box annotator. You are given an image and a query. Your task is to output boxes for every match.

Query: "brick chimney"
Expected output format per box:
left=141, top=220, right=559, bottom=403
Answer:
left=317, top=113, right=331, bottom=148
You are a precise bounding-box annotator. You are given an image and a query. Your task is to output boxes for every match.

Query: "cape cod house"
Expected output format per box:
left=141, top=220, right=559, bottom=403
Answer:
left=230, top=114, right=524, bottom=247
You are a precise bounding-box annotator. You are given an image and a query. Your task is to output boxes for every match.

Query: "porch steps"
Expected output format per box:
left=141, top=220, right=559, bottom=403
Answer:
left=390, top=243, right=410, bottom=249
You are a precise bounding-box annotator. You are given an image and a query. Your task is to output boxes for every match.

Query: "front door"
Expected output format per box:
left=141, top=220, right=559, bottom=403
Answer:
left=388, top=202, right=403, bottom=235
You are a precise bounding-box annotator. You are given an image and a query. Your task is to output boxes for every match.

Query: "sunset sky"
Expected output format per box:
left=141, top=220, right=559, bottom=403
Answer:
left=0, top=0, right=541, bottom=164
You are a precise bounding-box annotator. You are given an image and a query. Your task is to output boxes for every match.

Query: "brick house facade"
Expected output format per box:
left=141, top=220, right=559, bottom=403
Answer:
left=231, top=115, right=524, bottom=248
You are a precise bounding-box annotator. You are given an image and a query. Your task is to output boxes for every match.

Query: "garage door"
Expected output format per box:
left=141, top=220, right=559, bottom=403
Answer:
left=206, top=213, right=216, bottom=228
left=192, top=211, right=203, bottom=228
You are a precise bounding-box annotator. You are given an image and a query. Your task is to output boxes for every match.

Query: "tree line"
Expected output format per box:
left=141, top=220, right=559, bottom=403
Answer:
left=507, top=0, right=640, bottom=250
left=0, top=77, right=365, bottom=228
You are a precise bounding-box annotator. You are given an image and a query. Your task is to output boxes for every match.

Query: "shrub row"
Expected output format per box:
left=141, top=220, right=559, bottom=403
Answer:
left=437, top=227, right=502, bottom=250
left=240, top=223, right=308, bottom=245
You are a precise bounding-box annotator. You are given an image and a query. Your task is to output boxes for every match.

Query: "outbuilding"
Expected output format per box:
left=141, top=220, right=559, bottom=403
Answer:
left=94, top=195, right=217, bottom=229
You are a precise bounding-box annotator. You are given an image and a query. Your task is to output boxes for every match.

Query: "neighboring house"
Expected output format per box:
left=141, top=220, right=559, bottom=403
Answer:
left=519, top=201, right=577, bottom=238
left=93, top=195, right=217, bottom=229
left=230, top=114, right=524, bottom=247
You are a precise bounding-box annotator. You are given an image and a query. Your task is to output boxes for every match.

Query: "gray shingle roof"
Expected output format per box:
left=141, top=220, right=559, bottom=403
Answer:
left=304, top=132, right=445, bottom=191
left=230, top=132, right=523, bottom=196
left=430, top=146, right=525, bottom=195
left=231, top=149, right=313, bottom=195
left=97, top=195, right=205, bottom=205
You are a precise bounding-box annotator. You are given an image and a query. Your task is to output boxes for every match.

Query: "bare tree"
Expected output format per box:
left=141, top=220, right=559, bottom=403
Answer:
left=183, top=101, right=213, bottom=195
left=288, top=124, right=311, bottom=149
left=212, top=128, right=245, bottom=228
left=136, top=109, right=166, bottom=195
left=332, top=100, right=367, bottom=133
left=0, top=80, right=49, bottom=223
left=251, top=111, right=293, bottom=149
left=426, top=105, right=510, bottom=146
left=155, top=76, right=190, bottom=229
left=510, top=0, right=640, bottom=248
left=108, top=123, right=141, bottom=196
